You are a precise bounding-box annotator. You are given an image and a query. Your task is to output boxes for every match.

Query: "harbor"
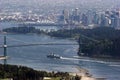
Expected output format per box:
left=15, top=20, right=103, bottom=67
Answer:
left=0, top=33, right=120, bottom=80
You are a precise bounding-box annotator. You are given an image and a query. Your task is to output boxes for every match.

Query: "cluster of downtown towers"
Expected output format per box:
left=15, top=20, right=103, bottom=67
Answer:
left=59, top=8, right=120, bottom=29
left=0, top=8, right=120, bottom=29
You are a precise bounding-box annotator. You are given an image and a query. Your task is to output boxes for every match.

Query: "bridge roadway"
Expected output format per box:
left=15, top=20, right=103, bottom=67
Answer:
left=0, top=42, right=78, bottom=48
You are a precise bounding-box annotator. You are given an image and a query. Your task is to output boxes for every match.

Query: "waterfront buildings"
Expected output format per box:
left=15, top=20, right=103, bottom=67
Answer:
left=0, top=8, right=120, bottom=29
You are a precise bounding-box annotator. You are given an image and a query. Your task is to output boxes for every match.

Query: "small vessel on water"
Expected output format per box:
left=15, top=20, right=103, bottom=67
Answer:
left=47, top=53, right=62, bottom=59
left=0, top=56, right=8, bottom=60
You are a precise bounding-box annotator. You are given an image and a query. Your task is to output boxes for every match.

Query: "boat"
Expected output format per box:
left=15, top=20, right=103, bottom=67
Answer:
left=0, top=56, right=8, bottom=60
left=47, top=53, right=62, bottom=59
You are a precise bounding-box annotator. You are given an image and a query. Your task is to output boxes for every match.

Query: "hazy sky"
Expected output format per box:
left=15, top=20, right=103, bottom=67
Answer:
left=0, top=0, right=120, bottom=13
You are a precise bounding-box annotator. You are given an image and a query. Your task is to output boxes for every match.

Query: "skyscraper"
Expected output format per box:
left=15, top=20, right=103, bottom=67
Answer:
left=72, top=8, right=80, bottom=23
left=63, top=9, right=69, bottom=20
left=93, top=13, right=100, bottom=25
left=81, top=13, right=88, bottom=26
left=100, top=14, right=109, bottom=27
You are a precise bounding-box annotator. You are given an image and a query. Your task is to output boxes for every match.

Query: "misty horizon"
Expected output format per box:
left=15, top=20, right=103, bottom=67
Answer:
left=0, top=0, right=120, bottom=13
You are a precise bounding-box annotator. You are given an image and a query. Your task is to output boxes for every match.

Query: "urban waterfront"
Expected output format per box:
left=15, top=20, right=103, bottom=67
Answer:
left=0, top=21, right=60, bottom=32
left=0, top=22, right=120, bottom=80
left=0, top=0, right=120, bottom=80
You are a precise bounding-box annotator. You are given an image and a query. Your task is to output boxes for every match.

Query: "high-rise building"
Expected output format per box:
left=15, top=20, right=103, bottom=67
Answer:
left=93, top=13, right=100, bottom=25
left=63, top=9, right=69, bottom=20
left=110, top=17, right=120, bottom=29
left=62, top=9, right=69, bottom=24
left=100, top=14, right=110, bottom=27
left=72, top=8, right=79, bottom=16
left=58, top=15, right=65, bottom=24
left=81, top=13, right=88, bottom=26
left=110, top=18, right=115, bottom=28
left=86, top=10, right=94, bottom=25
left=71, top=8, right=80, bottom=23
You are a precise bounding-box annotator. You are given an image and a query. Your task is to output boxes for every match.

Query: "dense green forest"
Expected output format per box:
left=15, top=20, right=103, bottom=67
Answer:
left=48, top=27, right=120, bottom=58
left=48, top=27, right=120, bottom=39
left=3, top=27, right=44, bottom=34
left=0, top=64, right=70, bottom=80
left=2, top=27, right=120, bottom=58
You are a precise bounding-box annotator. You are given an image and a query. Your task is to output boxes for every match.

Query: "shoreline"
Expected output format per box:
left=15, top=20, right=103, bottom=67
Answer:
left=75, top=55, right=120, bottom=62
left=69, top=66, right=106, bottom=80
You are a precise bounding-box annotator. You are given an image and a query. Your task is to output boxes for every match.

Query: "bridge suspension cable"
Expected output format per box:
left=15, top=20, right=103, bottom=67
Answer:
left=6, top=36, right=32, bottom=44
left=0, top=36, right=78, bottom=48
left=0, top=33, right=100, bottom=49
left=79, top=34, right=100, bottom=42
left=0, top=42, right=78, bottom=48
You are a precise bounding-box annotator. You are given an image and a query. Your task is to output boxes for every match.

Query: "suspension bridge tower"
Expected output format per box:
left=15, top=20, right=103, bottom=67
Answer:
left=3, top=36, right=7, bottom=65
